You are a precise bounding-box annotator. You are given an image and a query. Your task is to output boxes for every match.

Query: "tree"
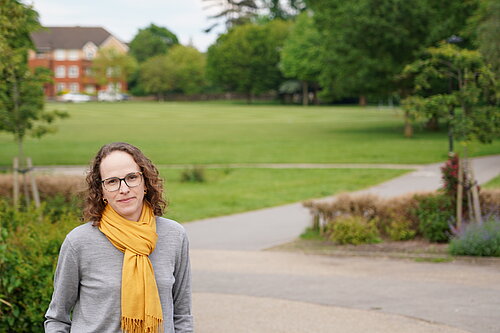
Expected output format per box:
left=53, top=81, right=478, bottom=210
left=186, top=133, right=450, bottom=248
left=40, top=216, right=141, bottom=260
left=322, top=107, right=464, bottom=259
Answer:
left=91, top=48, right=137, bottom=92
left=262, top=0, right=307, bottom=20
left=306, top=0, right=479, bottom=104
left=402, top=43, right=499, bottom=143
left=138, top=55, right=171, bottom=101
left=139, top=45, right=207, bottom=100
left=128, top=24, right=179, bottom=63
left=279, top=11, right=322, bottom=105
left=468, top=0, right=500, bottom=79
left=206, top=20, right=290, bottom=103
left=401, top=43, right=499, bottom=225
left=0, top=0, right=68, bottom=164
left=203, top=0, right=259, bottom=32
left=163, top=45, right=207, bottom=95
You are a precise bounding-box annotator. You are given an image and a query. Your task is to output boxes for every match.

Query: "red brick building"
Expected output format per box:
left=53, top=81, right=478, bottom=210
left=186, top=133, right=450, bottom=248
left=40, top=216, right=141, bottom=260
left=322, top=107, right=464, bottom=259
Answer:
left=28, top=26, right=129, bottom=97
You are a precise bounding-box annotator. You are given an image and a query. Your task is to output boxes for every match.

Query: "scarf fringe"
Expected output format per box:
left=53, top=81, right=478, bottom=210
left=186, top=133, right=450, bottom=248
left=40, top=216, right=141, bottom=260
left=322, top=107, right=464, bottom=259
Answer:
left=121, top=315, right=163, bottom=333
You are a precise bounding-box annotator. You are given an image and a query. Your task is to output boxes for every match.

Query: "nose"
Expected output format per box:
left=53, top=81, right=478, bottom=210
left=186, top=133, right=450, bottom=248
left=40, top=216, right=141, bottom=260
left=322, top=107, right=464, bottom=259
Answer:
left=118, top=179, right=130, bottom=193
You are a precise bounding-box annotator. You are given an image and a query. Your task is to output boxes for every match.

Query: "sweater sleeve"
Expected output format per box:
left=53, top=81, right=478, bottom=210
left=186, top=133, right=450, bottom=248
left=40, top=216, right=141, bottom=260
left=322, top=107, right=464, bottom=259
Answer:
left=44, top=237, right=80, bottom=333
left=172, top=231, right=194, bottom=332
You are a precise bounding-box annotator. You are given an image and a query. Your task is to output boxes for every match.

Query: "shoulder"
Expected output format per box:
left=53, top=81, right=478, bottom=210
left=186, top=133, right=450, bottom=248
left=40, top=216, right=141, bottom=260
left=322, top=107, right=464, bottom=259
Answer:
left=63, top=221, right=108, bottom=250
left=156, top=216, right=186, bottom=236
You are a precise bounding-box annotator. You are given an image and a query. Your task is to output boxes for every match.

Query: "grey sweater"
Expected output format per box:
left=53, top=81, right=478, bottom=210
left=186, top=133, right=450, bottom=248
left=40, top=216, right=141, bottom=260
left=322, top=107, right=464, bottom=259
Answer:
left=44, top=217, right=193, bottom=333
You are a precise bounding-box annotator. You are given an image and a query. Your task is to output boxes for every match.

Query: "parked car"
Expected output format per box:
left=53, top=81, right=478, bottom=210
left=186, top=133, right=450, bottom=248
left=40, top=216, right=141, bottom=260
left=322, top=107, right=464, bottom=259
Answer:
left=98, top=91, right=126, bottom=102
left=60, top=93, right=91, bottom=103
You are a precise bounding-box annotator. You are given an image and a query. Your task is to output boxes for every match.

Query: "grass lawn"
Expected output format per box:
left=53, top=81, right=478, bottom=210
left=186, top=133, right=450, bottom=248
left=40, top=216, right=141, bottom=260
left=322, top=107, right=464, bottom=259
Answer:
left=1, top=101, right=499, bottom=166
left=484, top=174, right=500, bottom=189
left=160, top=167, right=408, bottom=222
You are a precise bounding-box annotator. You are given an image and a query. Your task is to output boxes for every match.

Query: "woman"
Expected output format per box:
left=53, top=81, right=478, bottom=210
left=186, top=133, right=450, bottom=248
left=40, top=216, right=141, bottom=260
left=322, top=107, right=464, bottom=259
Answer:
left=45, top=142, right=193, bottom=333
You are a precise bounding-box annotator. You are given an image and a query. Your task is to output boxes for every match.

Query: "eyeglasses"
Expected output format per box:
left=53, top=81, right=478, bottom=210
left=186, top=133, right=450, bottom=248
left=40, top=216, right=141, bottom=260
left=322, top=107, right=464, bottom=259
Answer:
left=101, top=172, right=143, bottom=192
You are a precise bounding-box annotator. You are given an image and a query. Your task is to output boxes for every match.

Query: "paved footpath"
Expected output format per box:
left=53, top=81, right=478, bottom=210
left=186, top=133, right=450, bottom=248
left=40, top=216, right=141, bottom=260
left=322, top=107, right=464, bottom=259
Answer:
left=37, top=156, right=500, bottom=332
left=184, top=155, right=500, bottom=333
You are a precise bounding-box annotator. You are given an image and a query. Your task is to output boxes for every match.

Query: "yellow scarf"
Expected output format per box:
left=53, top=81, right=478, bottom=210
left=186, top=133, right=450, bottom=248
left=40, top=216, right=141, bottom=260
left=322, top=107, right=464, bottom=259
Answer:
left=99, top=203, right=163, bottom=333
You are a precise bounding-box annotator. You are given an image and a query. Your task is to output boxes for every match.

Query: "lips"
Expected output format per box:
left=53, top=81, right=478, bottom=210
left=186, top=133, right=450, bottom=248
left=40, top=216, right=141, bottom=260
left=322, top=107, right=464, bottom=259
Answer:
left=118, top=197, right=135, bottom=203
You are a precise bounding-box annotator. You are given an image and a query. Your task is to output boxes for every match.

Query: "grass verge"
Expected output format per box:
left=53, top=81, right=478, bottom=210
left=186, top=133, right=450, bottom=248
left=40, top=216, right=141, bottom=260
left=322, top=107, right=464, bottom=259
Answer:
left=160, top=167, right=407, bottom=222
left=483, top=174, right=500, bottom=189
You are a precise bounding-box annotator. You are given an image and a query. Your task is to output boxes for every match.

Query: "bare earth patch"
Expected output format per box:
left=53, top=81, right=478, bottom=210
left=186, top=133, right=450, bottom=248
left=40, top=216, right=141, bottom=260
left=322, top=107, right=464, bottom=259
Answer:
left=268, top=238, right=500, bottom=265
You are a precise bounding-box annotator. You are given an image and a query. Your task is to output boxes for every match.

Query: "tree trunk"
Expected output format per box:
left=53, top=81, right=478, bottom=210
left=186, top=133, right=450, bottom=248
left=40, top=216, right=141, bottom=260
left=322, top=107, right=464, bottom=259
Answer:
left=359, top=95, right=367, bottom=106
left=13, top=158, right=19, bottom=208
left=425, top=114, right=439, bottom=131
left=404, top=111, right=413, bottom=138
left=302, top=81, right=308, bottom=106
left=313, top=87, right=319, bottom=105
left=246, top=92, right=253, bottom=104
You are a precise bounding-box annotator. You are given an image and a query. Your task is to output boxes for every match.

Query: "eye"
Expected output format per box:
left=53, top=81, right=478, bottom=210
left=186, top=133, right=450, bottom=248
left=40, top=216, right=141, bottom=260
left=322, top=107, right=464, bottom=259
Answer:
left=127, top=173, right=138, bottom=180
left=105, top=178, right=118, bottom=185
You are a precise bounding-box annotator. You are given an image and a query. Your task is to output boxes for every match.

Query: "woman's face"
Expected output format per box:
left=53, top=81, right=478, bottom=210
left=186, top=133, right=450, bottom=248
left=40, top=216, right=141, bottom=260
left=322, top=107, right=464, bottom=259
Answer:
left=100, top=151, right=145, bottom=221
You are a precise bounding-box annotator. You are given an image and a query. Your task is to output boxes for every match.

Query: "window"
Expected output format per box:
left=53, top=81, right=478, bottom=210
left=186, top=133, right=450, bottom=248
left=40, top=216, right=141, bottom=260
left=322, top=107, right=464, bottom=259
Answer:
left=84, top=67, right=93, bottom=76
left=85, top=48, right=95, bottom=60
left=68, top=50, right=79, bottom=61
left=56, top=83, right=66, bottom=92
left=55, top=66, right=66, bottom=78
left=70, top=83, right=79, bottom=92
left=54, top=50, right=66, bottom=61
left=68, top=66, right=79, bottom=78
left=36, top=51, right=47, bottom=59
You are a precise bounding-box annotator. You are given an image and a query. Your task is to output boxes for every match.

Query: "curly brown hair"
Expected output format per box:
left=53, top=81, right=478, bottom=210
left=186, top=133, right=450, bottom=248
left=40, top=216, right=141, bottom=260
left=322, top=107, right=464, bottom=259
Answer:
left=83, top=142, right=167, bottom=225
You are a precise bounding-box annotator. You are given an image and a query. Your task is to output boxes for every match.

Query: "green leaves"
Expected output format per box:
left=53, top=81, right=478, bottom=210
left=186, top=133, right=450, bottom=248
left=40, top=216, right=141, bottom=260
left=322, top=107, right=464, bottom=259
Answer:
left=207, top=20, right=291, bottom=101
left=401, top=42, right=499, bottom=144
left=129, top=24, right=179, bottom=63
left=139, top=45, right=207, bottom=98
left=0, top=1, right=69, bottom=156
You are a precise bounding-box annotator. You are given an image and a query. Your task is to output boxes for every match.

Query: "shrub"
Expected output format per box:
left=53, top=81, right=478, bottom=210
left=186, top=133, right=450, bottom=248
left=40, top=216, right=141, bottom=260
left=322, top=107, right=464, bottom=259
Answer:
left=415, top=194, right=454, bottom=243
left=0, top=199, right=81, bottom=331
left=385, top=219, right=416, bottom=241
left=326, top=216, right=381, bottom=245
left=449, top=217, right=500, bottom=257
left=180, top=166, right=206, bottom=183
left=480, top=189, right=500, bottom=215
left=0, top=174, right=85, bottom=201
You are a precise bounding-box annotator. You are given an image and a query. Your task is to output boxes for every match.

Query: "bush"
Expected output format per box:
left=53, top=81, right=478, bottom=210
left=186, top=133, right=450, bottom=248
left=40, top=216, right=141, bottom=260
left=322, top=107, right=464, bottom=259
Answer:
left=304, top=192, right=424, bottom=239
left=385, top=219, right=416, bottom=241
left=0, top=174, right=85, bottom=201
left=327, top=216, right=381, bottom=245
left=449, top=217, right=500, bottom=257
left=0, top=199, right=81, bottom=332
left=415, top=194, right=454, bottom=243
left=180, top=166, right=206, bottom=183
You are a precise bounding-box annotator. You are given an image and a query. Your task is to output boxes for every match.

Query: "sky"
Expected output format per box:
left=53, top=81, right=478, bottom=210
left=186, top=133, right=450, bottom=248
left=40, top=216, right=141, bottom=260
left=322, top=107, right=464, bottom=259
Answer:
left=28, top=0, right=223, bottom=52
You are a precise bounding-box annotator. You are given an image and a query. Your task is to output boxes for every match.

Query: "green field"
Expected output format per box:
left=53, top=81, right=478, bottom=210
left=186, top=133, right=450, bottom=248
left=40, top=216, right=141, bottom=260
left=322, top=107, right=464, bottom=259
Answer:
left=484, top=175, right=500, bottom=189
left=160, top=168, right=407, bottom=222
left=1, top=101, right=498, bottom=166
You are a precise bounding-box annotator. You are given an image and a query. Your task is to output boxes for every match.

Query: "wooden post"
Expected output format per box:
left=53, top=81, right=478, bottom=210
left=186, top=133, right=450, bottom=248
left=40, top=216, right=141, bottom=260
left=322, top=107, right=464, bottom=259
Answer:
left=469, top=165, right=483, bottom=224
left=13, top=158, right=19, bottom=208
left=456, top=157, right=463, bottom=230
left=27, top=158, right=40, bottom=208
left=23, top=170, right=30, bottom=206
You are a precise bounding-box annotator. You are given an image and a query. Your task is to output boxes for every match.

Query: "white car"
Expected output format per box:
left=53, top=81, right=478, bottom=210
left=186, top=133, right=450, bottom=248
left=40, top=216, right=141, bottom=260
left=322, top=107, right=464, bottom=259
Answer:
left=60, top=93, right=91, bottom=103
left=98, top=91, right=125, bottom=102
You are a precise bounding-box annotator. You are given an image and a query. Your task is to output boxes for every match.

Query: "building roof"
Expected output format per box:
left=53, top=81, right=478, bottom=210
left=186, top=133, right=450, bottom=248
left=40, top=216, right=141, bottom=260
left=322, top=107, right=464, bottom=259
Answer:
left=31, top=26, right=114, bottom=50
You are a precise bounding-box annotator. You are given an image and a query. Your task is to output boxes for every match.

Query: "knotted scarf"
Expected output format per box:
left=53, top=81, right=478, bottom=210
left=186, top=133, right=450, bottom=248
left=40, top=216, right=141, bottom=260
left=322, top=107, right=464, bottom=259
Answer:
left=99, top=203, right=163, bottom=333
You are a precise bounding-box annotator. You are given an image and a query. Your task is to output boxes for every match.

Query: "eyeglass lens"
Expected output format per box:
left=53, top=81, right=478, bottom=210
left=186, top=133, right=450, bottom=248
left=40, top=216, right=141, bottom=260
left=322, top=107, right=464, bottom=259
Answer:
left=103, top=172, right=142, bottom=191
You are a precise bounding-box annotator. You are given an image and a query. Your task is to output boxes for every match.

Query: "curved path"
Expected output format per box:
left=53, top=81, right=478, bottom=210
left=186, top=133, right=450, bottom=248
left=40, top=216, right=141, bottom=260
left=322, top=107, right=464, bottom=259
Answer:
left=184, top=155, right=500, bottom=333
left=37, top=156, right=500, bottom=332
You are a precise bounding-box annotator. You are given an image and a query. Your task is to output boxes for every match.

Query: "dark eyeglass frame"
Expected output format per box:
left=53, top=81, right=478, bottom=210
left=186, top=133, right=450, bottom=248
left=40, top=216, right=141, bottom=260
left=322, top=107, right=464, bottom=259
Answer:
left=101, top=172, right=143, bottom=192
